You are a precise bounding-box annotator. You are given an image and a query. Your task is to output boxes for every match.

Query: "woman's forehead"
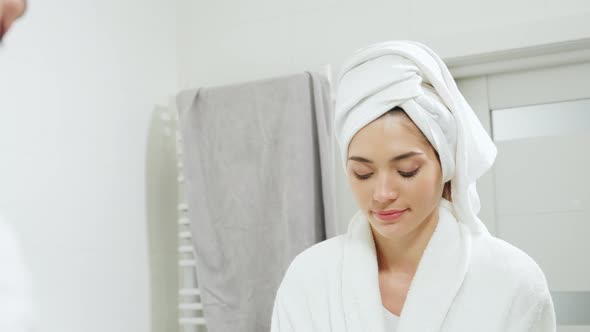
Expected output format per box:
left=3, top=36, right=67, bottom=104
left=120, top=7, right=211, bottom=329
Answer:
left=349, top=114, right=431, bottom=153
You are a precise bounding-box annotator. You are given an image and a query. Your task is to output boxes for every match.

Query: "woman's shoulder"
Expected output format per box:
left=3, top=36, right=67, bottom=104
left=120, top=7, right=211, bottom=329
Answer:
left=280, top=235, right=346, bottom=285
left=469, top=232, right=550, bottom=292
left=469, top=233, right=555, bottom=327
left=291, top=234, right=346, bottom=271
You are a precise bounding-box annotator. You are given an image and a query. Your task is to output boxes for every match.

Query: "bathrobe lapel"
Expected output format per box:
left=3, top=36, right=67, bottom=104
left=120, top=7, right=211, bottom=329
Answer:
left=341, top=209, right=384, bottom=332
left=397, top=201, right=472, bottom=331
left=341, top=200, right=471, bottom=332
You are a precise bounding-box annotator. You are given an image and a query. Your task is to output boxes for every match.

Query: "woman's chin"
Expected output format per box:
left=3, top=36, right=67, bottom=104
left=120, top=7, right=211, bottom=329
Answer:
left=370, top=219, right=406, bottom=239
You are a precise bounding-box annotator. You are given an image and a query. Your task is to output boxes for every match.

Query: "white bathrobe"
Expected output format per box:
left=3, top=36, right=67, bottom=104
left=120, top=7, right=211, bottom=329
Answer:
left=271, top=199, right=556, bottom=332
left=0, top=216, right=33, bottom=332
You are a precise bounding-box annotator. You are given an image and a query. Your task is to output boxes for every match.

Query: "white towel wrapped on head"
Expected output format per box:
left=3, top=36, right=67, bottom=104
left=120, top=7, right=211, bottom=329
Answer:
left=334, top=40, right=497, bottom=234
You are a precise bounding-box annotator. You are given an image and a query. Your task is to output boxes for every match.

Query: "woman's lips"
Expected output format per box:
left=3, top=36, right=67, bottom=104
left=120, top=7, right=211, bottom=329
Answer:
left=374, top=209, right=408, bottom=222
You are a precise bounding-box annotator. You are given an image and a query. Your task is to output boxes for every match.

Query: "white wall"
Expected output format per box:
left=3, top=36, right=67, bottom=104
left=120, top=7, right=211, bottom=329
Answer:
left=0, top=1, right=177, bottom=332
left=176, top=0, right=590, bottom=89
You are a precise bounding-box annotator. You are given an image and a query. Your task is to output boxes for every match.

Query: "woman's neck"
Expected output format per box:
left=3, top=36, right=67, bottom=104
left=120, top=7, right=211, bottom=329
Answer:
left=372, top=206, right=440, bottom=274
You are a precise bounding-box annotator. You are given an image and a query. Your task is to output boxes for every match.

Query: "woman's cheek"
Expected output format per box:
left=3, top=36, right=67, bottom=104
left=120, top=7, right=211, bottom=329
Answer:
left=412, top=172, right=439, bottom=200
left=349, top=179, right=371, bottom=207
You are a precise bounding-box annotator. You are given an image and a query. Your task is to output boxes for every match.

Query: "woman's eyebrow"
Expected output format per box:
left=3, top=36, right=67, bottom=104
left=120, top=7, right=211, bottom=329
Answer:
left=347, top=151, right=423, bottom=163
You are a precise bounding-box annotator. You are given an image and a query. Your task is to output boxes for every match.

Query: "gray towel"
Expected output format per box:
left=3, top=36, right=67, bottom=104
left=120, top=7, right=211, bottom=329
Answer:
left=176, top=72, right=336, bottom=332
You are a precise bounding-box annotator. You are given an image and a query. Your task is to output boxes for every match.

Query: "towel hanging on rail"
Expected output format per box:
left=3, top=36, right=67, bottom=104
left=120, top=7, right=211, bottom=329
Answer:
left=176, top=71, right=336, bottom=332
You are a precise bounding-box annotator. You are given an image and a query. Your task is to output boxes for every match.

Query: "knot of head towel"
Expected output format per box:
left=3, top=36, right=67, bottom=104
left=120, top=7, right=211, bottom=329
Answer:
left=334, top=40, right=497, bottom=235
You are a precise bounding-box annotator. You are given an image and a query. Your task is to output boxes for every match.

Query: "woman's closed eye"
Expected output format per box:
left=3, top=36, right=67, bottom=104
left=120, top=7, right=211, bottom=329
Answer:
left=399, top=169, right=420, bottom=178
left=354, top=168, right=420, bottom=180
left=354, top=173, right=372, bottom=180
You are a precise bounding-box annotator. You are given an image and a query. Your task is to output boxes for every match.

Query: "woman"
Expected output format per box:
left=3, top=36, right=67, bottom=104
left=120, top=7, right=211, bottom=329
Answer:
left=271, top=41, right=556, bottom=332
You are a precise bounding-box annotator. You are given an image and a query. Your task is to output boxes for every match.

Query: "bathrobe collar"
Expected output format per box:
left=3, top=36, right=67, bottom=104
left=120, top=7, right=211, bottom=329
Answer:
left=341, top=199, right=472, bottom=332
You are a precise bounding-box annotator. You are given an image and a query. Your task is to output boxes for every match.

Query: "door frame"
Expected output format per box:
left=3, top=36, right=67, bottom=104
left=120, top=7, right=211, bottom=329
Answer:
left=450, top=37, right=590, bottom=236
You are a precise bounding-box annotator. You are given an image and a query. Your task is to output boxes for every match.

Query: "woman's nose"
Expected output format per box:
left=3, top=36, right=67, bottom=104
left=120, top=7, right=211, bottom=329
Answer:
left=373, top=174, right=398, bottom=203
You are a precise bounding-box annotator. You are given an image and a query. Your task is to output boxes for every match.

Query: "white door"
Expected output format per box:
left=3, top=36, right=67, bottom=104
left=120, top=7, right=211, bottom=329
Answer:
left=458, top=61, right=590, bottom=332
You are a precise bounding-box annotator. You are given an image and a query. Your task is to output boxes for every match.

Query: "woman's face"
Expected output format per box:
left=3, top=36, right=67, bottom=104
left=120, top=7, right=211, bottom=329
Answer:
left=346, top=112, right=444, bottom=239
